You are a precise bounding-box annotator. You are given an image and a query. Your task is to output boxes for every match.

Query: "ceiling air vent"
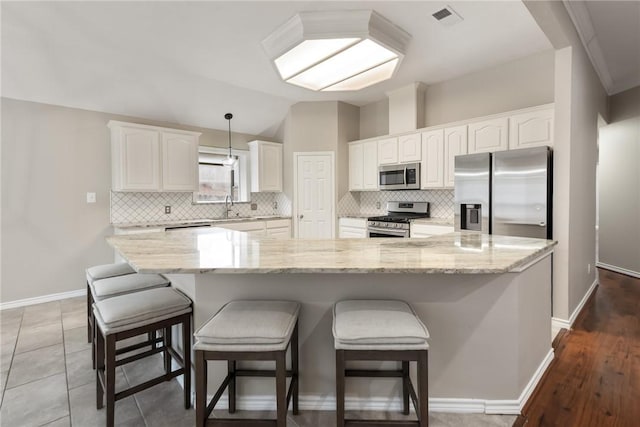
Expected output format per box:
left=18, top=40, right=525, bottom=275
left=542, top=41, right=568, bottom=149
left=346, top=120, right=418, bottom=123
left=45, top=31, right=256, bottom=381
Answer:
left=432, top=6, right=463, bottom=26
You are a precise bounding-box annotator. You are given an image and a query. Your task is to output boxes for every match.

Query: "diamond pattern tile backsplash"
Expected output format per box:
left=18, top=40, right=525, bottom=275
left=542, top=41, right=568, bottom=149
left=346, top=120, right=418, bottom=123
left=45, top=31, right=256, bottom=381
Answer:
left=111, top=191, right=291, bottom=224
left=338, top=189, right=454, bottom=219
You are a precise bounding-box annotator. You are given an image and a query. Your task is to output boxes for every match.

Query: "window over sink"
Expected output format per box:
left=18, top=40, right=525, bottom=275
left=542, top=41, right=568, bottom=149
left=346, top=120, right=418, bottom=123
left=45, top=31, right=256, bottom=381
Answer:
left=193, top=147, right=250, bottom=204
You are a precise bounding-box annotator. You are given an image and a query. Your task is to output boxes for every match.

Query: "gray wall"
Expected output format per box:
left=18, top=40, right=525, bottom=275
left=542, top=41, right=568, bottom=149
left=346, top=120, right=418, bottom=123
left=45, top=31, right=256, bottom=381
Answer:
left=283, top=101, right=359, bottom=235
left=0, top=98, right=268, bottom=303
left=526, top=0, right=609, bottom=320
left=358, top=49, right=555, bottom=138
left=598, top=86, right=640, bottom=275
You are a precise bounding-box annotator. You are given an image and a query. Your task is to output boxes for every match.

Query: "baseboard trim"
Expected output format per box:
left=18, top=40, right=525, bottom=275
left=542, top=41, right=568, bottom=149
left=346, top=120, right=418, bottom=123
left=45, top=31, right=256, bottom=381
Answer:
left=552, top=277, right=598, bottom=335
left=597, top=262, right=640, bottom=279
left=0, top=288, right=86, bottom=310
left=206, top=349, right=555, bottom=415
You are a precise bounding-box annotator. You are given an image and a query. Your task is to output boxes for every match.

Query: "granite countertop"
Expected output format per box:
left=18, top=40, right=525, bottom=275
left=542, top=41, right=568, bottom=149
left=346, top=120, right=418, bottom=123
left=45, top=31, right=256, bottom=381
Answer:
left=411, top=218, right=455, bottom=226
left=339, top=215, right=454, bottom=226
left=107, top=228, right=556, bottom=275
left=112, top=215, right=292, bottom=229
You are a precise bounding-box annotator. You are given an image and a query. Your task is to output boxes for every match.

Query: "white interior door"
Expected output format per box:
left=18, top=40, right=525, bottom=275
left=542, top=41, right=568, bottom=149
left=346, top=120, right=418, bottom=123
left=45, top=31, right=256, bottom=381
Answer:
left=295, top=153, right=334, bottom=239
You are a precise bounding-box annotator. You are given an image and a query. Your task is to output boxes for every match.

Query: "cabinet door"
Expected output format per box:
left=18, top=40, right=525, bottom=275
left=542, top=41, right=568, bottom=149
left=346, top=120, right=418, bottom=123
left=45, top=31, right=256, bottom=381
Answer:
left=162, top=132, right=198, bottom=191
left=258, top=143, right=283, bottom=192
left=363, top=141, right=379, bottom=190
left=266, top=226, right=291, bottom=239
left=509, top=108, right=554, bottom=149
left=348, top=143, right=364, bottom=191
left=421, top=129, right=444, bottom=188
left=118, top=127, right=161, bottom=191
left=444, top=125, right=468, bottom=188
left=339, top=227, right=367, bottom=238
left=398, top=133, right=422, bottom=163
left=468, top=117, right=508, bottom=154
left=377, top=137, right=398, bottom=165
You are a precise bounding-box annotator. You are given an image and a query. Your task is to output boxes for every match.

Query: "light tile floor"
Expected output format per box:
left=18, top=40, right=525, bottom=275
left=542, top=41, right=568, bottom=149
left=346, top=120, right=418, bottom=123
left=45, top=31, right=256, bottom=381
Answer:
left=0, top=297, right=516, bottom=427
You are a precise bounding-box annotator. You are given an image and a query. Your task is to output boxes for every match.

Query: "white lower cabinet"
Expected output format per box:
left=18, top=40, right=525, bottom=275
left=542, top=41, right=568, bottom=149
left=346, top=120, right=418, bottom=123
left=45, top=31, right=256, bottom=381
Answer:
left=265, top=219, right=292, bottom=239
left=339, top=218, right=367, bottom=238
left=410, top=224, right=454, bottom=238
left=220, top=221, right=266, bottom=236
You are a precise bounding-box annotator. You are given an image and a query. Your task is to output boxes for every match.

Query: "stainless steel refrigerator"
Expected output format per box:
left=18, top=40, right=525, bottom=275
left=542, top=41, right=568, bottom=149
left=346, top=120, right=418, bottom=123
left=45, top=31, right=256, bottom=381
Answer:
left=454, top=146, right=552, bottom=239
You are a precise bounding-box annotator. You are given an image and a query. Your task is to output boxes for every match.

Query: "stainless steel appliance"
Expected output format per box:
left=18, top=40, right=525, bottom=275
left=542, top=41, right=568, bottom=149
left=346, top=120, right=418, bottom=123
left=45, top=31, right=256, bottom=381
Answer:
left=378, top=163, right=420, bottom=190
left=367, top=201, right=430, bottom=238
left=454, top=146, right=552, bottom=239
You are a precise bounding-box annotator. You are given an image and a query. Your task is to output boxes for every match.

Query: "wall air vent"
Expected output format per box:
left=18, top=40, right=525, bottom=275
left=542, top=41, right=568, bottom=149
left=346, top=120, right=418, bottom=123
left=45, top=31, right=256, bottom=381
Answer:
left=432, top=6, right=463, bottom=26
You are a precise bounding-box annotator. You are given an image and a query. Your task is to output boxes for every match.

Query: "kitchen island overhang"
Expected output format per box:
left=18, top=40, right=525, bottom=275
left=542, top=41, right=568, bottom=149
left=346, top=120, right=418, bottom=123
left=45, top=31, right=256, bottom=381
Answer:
left=107, top=228, right=556, bottom=414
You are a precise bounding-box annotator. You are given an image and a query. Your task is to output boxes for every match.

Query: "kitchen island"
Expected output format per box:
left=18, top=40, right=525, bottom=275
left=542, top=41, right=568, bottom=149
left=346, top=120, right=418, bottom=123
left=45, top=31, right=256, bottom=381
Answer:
left=107, top=228, right=556, bottom=414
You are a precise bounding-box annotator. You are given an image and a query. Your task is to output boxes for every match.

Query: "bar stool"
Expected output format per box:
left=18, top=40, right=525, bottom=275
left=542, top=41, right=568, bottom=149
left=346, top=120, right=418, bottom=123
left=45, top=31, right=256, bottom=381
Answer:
left=86, top=263, right=136, bottom=342
left=194, top=300, right=300, bottom=427
left=332, top=300, right=430, bottom=427
left=89, top=273, right=171, bottom=367
left=94, top=287, right=192, bottom=427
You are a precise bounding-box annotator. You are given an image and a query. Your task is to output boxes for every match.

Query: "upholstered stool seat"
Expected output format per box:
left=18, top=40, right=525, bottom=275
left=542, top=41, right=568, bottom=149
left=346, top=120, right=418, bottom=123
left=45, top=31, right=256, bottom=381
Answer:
left=94, top=287, right=192, bottom=427
left=86, top=262, right=135, bottom=285
left=91, top=273, right=170, bottom=302
left=333, top=300, right=430, bottom=427
left=85, top=263, right=136, bottom=342
left=194, top=300, right=300, bottom=427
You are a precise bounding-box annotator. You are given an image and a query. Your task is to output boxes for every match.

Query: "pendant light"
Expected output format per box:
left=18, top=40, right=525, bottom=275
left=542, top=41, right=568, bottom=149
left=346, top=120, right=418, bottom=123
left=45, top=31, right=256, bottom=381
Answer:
left=222, top=113, right=236, bottom=166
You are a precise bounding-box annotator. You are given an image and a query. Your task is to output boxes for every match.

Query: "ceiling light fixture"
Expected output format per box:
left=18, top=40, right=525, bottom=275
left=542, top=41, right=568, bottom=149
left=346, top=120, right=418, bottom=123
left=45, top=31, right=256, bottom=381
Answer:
left=223, top=113, right=235, bottom=166
left=262, top=10, right=411, bottom=92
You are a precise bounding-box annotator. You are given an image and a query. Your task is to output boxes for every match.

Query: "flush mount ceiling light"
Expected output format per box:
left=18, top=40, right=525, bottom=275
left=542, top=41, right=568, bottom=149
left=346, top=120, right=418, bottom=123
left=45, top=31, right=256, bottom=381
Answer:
left=261, top=10, right=411, bottom=92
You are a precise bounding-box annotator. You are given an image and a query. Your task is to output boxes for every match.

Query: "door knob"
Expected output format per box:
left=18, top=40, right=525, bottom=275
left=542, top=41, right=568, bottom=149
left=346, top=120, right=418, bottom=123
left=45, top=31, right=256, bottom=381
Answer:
left=299, top=214, right=304, bottom=219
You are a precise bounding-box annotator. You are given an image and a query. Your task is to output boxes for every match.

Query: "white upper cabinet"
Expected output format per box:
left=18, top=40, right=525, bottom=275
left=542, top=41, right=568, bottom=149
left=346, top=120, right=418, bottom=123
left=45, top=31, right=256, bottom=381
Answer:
left=161, top=132, right=199, bottom=191
left=468, top=117, right=509, bottom=154
left=249, top=140, right=283, bottom=192
left=509, top=107, right=554, bottom=149
left=348, top=143, right=364, bottom=191
left=398, top=133, right=422, bottom=163
left=421, top=129, right=444, bottom=189
left=109, top=121, right=200, bottom=192
left=444, top=125, right=468, bottom=188
left=348, top=140, right=378, bottom=191
left=377, top=137, right=399, bottom=165
left=363, top=141, right=379, bottom=190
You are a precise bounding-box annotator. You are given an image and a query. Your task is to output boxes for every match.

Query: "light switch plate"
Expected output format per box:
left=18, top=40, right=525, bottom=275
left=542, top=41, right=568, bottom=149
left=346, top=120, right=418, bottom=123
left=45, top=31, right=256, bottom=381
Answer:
left=86, top=192, right=96, bottom=203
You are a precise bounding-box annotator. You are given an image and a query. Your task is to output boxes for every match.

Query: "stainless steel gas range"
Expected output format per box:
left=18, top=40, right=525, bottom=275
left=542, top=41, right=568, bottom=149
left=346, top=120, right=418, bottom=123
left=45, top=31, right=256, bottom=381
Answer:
left=367, top=201, right=430, bottom=238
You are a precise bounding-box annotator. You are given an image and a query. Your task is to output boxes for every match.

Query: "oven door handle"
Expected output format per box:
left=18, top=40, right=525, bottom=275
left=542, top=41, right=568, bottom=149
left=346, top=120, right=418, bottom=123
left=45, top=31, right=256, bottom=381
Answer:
left=404, top=167, right=408, bottom=185
left=367, top=226, right=409, bottom=237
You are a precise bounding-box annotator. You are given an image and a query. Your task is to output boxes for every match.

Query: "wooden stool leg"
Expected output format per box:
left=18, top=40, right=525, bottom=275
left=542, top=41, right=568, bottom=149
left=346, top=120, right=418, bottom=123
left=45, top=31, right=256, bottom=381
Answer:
left=291, top=322, right=299, bottom=415
left=275, top=351, right=287, bottom=427
left=87, top=283, right=92, bottom=343
left=418, top=350, right=429, bottom=427
left=106, top=334, right=117, bottom=427
left=95, top=328, right=105, bottom=409
left=402, top=361, right=410, bottom=415
left=336, top=349, right=345, bottom=427
left=92, top=316, right=97, bottom=370
left=195, top=351, right=207, bottom=427
left=164, top=326, right=173, bottom=378
left=228, top=360, right=236, bottom=413
left=183, top=315, right=191, bottom=409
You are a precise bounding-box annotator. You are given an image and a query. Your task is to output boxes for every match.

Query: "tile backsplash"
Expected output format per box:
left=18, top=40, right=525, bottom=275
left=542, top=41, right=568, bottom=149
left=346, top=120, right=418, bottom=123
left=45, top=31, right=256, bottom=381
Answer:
left=338, top=189, right=454, bottom=219
left=110, top=191, right=291, bottom=224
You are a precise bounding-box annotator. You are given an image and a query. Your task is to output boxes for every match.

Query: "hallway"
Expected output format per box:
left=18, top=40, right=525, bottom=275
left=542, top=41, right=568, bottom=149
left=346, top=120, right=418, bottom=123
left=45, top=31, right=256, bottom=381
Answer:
left=517, top=268, right=640, bottom=426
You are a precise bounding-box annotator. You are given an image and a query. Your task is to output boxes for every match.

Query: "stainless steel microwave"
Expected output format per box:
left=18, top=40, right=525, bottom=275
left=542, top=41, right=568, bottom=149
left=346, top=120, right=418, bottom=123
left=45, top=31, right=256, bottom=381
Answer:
left=378, top=163, right=420, bottom=190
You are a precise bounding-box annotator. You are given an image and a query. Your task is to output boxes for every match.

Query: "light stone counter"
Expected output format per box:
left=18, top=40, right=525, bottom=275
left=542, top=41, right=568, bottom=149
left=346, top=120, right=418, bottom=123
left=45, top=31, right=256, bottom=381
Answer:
left=112, top=215, right=291, bottom=230
left=106, top=228, right=555, bottom=275
left=106, top=228, right=556, bottom=413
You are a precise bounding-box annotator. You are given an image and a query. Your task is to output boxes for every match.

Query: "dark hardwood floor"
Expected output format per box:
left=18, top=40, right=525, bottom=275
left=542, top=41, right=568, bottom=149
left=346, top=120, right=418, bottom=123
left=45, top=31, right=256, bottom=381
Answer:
left=515, top=268, right=640, bottom=426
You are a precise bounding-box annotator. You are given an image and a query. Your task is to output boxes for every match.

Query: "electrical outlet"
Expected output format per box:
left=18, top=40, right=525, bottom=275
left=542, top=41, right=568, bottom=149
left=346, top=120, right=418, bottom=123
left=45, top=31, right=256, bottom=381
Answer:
left=376, top=201, right=381, bottom=209
left=587, top=263, right=592, bottom=274
left=273, top=201, right=278, bottom=210
left=251, top=203, right=258, bottom=211
left=165, top=205, right=171, bottom=214
left=86, top=192, right=96, bottom=204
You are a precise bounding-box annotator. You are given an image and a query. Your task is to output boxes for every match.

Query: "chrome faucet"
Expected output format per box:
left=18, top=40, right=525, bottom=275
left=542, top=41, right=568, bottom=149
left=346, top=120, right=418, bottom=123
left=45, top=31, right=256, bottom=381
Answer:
left=224, top=194, right=234, bottom=219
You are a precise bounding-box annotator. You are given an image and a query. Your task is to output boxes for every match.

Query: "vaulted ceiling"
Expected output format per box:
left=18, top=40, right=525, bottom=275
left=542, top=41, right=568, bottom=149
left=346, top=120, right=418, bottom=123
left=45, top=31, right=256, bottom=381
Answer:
left=2, top=1, right=552, bottom=136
